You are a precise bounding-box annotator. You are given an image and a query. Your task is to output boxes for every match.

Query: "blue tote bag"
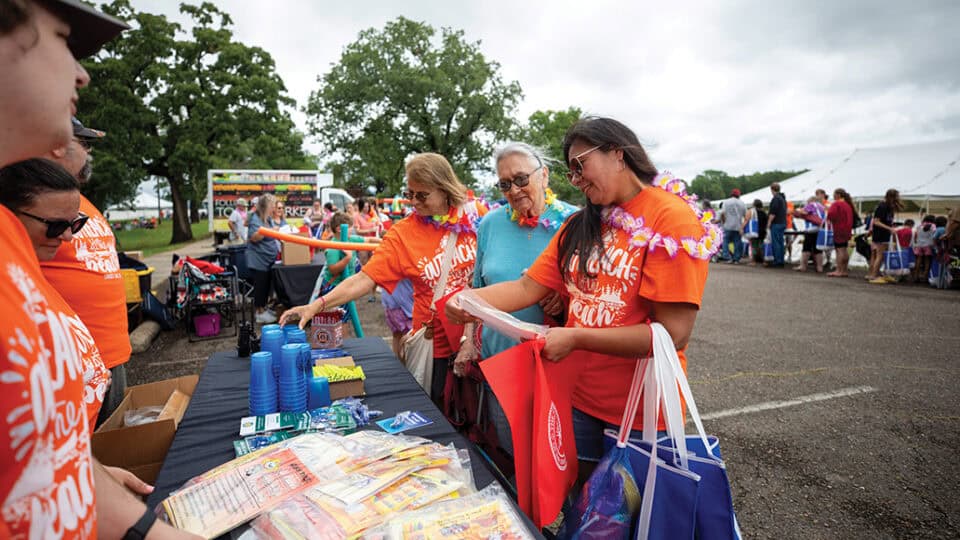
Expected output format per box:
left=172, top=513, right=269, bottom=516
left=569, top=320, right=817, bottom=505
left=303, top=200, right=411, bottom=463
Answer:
left=561, top=325, right=701, bottom=540
left=743, top=217, right=759, bottom=239
left=816, top=220, right=834, bottom=251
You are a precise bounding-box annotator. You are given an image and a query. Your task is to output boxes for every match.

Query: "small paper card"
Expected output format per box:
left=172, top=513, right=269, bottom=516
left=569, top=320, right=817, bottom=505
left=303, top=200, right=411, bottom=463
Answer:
left=376, top=411, right=433, bottom=434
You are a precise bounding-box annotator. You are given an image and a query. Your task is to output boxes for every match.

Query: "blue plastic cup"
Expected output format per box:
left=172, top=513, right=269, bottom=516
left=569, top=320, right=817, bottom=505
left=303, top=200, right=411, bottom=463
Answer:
left=261, top=329, right=284, bottom=380
left=308, top=376, right=331, bottom=410
left=279, top=344, right=302, bottom=379
left=250, top=352, right=276, bottom=392
left=261, top=324, right=281, bottom=334
left=283, top=325, right=306, bottom=343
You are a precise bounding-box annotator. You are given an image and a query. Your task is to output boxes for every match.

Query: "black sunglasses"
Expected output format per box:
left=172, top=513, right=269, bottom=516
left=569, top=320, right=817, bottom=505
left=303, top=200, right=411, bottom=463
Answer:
left=19, top=211, right=89, bottom=238
left=402, top=190, right=432, bottom=203
left=498, top=164, right=543, bottom=192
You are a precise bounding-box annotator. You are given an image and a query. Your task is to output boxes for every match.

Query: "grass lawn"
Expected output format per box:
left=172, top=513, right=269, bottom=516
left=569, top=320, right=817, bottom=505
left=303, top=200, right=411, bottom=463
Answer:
left=115, top=221, right=211, bottom=256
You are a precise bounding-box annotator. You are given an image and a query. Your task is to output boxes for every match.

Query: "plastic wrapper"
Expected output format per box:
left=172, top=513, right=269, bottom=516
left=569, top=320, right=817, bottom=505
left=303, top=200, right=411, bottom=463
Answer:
left=124, top=405, right=164, bottom=426
left=361, top=484, right=534, bottom=540
left=249, top=443, right=475, bottom=539
left=457, top=291, right=548, bottom=342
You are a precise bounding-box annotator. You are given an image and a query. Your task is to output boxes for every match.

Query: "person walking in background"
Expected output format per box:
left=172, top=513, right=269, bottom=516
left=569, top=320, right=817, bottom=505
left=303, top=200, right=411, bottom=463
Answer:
left=228, top=196, right=248, bottom=243
left=720, top=188, right=747, bottom=263
left=912, top=215, right=937, bottom=282
left=793, top=196, right=826, bottom=273
left=746, top=199, right=767, bottom=266
left=827, top=188, right=855, bottom=277
left=767, top=182, right=787, bottom=267
left=867, top=188, right=903, bottom=283
left=41, top=117, right=133, bottom=426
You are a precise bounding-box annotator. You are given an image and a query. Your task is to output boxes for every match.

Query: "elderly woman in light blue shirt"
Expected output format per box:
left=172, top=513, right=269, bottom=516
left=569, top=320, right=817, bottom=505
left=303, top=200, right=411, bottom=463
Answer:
left=468, top=142, right=577, bottom=455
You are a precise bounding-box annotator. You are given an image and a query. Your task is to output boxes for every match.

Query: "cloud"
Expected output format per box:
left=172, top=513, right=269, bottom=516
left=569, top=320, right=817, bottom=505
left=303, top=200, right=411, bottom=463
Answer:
left=130, top=0, right=960, bottom=180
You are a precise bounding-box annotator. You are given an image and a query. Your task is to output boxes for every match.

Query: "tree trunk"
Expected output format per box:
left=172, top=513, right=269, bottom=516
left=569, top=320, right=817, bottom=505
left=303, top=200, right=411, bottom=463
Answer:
left=168, top=174, right=194, bottom=244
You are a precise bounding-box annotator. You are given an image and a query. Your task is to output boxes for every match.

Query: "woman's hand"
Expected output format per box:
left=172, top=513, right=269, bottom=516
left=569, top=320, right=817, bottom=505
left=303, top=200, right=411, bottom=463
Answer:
left=542, top=327, right=579, bottom=362
left=444, top=292, right=478, bottom=325
left=279, top=302, right=320, bottom=330
left=538, top=291, right=566, bottom=318
left=103, top=465, right=153, bottom=496
left=452, top=339, right=478, bottom=377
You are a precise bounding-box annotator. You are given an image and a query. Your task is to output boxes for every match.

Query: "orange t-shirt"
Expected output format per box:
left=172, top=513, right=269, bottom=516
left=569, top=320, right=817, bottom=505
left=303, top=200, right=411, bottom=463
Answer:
left=1, top=206, right=107, bottom=539
left=362, top=213, right=478, bottom=358
left=41, top=195, right=130, bottom=369
left=526, top=187, right=709, bottom=430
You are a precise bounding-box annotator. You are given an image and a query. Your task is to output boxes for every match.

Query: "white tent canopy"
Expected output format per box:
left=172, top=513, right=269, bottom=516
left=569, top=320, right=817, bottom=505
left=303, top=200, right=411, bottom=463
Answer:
left=719, top=139, right=960, bottom=211
left=106, top=193, right=173, bottom=221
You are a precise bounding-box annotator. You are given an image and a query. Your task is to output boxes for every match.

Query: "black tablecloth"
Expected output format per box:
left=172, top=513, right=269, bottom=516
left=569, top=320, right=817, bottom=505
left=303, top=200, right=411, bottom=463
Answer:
left=147, top=337, right=536, bottom=536
left=271, top=263, right=322, bottom=307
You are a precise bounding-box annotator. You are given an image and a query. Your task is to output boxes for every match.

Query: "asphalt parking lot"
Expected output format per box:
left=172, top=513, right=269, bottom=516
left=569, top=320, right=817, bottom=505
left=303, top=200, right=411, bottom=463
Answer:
left=689, top=263, right=959, bottom=539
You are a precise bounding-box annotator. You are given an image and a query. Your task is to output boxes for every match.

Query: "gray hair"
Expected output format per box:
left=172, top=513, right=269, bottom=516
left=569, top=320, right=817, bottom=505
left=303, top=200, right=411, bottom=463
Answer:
left=493, top=141, right=552, bottom=171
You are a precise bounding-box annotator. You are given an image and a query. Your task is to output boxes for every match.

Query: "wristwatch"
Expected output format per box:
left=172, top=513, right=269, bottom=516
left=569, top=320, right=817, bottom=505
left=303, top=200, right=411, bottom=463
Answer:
left=123, top=509, right=157, bottom=540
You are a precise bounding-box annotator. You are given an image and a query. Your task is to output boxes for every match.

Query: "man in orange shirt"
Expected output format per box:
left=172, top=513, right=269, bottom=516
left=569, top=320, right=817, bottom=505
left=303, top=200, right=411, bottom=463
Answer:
left=43, top=117, right=132, bottom=425
left=0, top=1, right=197, bottom=538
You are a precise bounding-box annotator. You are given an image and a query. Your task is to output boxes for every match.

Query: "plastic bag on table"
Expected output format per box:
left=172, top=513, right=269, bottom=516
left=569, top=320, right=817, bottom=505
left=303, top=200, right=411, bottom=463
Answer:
left=124, top=405, right=164, bottom=426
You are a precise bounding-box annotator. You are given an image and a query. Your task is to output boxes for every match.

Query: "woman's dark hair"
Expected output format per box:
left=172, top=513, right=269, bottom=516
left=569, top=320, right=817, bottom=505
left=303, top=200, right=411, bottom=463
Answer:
left=922, top=214, right=935, bottom=224
left=0, top=158, right=79, bottom=211
left=323, top=202, right=334, bottom=211
left=935, top=215, right=948, bottom=227
left=0, top=0, right=32, bottom=36
left=557, top=117, right=657, bottom=281
left=753, top=199, right=763, bottom=209
left=834, top=188, right=855, bottom=212
left=884, top=188, right=904, bottom=212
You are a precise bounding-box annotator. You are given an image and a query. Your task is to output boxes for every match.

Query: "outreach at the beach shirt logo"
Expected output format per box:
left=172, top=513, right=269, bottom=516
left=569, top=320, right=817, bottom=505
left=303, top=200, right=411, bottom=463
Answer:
left=547, top=403, right=567, bottom=471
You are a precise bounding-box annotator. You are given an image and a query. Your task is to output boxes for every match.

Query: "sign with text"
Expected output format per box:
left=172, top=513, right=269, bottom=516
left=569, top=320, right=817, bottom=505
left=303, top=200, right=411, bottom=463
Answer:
left=207, top=170, right=321, bottom=232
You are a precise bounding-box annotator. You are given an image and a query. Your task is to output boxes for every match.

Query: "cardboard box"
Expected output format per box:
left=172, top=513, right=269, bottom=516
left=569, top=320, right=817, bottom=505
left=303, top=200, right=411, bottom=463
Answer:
left=281, top=233, right=311, bottom=265
left=92, top=375, right=198, bottom=484
left=313, top=355, right=366, bottom=400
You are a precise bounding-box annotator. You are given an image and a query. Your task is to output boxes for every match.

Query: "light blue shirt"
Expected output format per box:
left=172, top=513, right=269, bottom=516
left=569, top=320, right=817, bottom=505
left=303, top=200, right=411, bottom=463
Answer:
left=473, top=199, right=578, bottom=359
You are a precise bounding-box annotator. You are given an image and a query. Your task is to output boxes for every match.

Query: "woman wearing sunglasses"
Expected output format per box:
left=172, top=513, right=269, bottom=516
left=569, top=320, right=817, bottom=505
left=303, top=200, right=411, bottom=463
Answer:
left=281, top=153, right=487, bottom=404
left=447, top=117, right=721, bottom=484
left=0, top=158, right=90, bottom=261
left=468, top=141, right=578, bottom=457
left=0, top=158, right=110, bottom=430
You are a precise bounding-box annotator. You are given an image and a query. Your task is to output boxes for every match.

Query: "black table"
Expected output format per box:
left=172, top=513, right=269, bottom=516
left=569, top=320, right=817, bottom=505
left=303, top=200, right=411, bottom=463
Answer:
left=147, top=337, right=538, bottom=536
left=271, top=263, right=323, bottom=307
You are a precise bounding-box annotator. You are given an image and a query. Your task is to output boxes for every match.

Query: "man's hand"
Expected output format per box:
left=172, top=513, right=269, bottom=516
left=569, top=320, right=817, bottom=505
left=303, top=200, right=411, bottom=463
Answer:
left=104, top=466, right=153, bottom=496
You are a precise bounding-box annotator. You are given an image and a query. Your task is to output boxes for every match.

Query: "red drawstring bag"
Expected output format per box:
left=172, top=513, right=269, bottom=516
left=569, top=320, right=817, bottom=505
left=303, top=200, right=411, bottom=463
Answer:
left=481, top=340, right=580, bottom=528
left=433, top=289, right=466, bottom=352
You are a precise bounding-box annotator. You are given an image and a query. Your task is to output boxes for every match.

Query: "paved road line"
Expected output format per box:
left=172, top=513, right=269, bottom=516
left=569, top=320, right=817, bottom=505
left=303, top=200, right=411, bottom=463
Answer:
left=700, top=385, right=878, bottom=421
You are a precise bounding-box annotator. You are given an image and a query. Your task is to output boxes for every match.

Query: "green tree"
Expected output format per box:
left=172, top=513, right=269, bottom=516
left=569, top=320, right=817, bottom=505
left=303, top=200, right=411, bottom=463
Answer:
left=514, top=107, right=584, bottom=206
left=81, top=1, right=311, bottom=243
left=306, top=17, right=522, bottom=195
left=689, top=169, right=806, bottom=202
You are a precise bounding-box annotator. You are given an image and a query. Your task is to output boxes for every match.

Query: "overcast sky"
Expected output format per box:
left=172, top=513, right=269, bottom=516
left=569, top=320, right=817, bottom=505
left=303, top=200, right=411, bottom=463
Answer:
left=131, top=0, right=960, bottom=181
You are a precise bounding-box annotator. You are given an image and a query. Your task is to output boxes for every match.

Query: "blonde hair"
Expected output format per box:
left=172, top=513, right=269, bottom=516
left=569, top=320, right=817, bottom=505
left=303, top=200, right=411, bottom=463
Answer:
left=256, top=193, right=276, bottom=221
left=405, top=153, right=467, bottom=207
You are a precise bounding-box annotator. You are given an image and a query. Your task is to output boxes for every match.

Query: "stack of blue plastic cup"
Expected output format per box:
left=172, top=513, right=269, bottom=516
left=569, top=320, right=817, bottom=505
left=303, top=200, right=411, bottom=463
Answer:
left=249, top=351, right=277, bottom=415
left=261, top=327, right=284, bottom=381
left=285, top=327, right=307, bottom=345
left=278, top=344, right=307, bottom=412
left=298, top=343, right=313, bottom=396
left=261, top=323, right=281, bottom=335
left=284, top=325, right=306, bottom=344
